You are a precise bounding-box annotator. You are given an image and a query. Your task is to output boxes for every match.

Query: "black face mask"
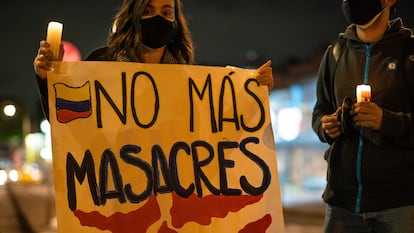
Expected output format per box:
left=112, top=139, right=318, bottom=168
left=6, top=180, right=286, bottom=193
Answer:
left=342, top=0, right=383, bottom=25
left=140, top=15, right=178, bottom=49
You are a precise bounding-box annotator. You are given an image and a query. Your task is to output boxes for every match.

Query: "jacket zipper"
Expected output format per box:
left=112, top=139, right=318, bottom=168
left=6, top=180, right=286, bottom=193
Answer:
left=355, top=43, right=373, bottom=213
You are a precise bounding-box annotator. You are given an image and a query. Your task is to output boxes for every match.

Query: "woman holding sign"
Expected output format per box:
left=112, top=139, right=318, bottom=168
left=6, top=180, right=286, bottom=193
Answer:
left=33, top=0, right=274, bottom=119
left=33, top=1, right=281, bottom=231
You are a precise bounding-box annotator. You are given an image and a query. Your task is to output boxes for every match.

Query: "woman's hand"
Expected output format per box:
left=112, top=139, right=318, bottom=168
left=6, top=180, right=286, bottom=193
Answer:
left=33, top=40, right=64, bottom=79
left=256, top=60, right=274, bottom=90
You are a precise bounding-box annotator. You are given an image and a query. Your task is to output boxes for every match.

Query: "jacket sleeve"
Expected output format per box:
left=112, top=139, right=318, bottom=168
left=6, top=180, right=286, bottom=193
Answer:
left=312, top=45, right=337, bottom=145
left=380, top=110, right=414, bottom=149
left=379, top=46, right=414, bottom=149
left=35, top=75, right=50, bottom=120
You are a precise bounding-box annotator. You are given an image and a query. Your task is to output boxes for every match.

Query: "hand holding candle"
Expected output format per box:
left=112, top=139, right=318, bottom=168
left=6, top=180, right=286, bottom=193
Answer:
left=356, top=84, right=371, bottom=102
left=46, top=21, right=63, bottom=58
left=354, top=84, right=383, bottom=130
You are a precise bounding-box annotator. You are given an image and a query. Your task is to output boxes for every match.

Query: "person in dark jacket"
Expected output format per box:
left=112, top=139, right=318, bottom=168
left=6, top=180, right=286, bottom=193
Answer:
left=312, top=0, right=414, bottom=232
left=33, top=0, right=274, bottom=119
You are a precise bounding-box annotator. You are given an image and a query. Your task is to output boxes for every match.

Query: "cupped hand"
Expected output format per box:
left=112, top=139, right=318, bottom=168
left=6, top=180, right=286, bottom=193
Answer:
left=351, top=101, right=383, bottom=130
left=33, top=40, right=64, bottom=79
left=321, top=107, right=343, bottom=139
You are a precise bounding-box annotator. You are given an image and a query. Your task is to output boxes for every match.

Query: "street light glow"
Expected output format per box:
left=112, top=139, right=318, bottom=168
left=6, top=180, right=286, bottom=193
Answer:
left=3, top=104, right=16, bottom=117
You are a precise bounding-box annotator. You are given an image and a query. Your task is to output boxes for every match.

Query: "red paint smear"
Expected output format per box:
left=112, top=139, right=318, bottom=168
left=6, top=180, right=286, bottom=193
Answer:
left=171, top=193, right=263, bottom=228
left=73, top=195, right=161, bottom=233
left=158, top=221, right=178, bottom=233
left=239, top=214, right=272, bottom=233
left=57, top=109, right=91, bottom=123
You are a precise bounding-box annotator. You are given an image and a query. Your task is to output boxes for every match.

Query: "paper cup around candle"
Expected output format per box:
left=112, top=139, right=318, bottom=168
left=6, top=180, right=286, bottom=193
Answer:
left=46, top=21, right=63, bottom=57
left=356, top=84, right=371, bottom=102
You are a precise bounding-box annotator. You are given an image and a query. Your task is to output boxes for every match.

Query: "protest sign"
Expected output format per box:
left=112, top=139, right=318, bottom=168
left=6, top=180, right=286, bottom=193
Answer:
left=48, top=62, right=285, bottom=233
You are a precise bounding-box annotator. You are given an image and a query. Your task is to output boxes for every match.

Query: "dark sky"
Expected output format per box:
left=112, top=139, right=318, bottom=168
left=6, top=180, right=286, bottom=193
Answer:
left=1, top=0, right=413, bottom=119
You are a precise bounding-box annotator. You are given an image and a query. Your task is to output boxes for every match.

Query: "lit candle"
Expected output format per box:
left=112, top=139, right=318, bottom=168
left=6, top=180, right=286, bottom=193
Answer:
left=46, top=21, right=63, bottom=57
left=356, top=84, right=371, bottom=102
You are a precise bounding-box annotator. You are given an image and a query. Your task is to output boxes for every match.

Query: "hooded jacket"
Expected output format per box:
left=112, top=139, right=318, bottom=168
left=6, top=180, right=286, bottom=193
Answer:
left=312, top=18, right=414, bottom=213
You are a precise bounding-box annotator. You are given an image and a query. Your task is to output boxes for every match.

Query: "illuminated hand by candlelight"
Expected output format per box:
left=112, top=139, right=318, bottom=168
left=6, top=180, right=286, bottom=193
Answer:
left=33, top=21, right=64, bottom=79
left=353, top=84, right=382, bottom=130
left=34, top=41, right=65, bottom=79
left=351, top=102, right=383, bottom=130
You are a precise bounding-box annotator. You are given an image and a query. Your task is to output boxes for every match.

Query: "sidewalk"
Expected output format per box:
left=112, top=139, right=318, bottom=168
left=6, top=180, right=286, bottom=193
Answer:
left=0, top=185, right=26, bottom=233
left=284, top=202, right=325, bottom=232
left=7, top=183, right=57, bottom=233
left=282, top=184, right=325, bottom=232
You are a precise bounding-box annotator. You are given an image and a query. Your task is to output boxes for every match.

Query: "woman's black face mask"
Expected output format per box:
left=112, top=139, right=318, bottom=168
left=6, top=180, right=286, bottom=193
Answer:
left=140, top=15, right=178, bottom=49
left=342, top=0, right=383, bottom=25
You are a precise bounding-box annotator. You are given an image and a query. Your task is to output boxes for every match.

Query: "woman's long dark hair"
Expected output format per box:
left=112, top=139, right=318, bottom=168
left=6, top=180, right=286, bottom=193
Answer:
left=108, top=0, right=195, bottom=64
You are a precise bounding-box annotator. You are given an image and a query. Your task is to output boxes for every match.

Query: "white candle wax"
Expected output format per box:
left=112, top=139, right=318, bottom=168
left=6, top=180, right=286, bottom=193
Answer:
left=46, top=21, right=63, bottom=57
left=356, top=84, right=371, bottom=102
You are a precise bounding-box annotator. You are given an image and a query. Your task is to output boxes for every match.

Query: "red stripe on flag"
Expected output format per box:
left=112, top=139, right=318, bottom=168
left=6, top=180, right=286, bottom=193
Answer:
left=56, top=109, right=92, bottom=123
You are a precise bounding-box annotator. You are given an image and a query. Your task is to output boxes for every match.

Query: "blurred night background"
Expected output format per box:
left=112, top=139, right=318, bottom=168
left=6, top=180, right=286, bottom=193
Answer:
left=0, top=1, right=413, bottom=232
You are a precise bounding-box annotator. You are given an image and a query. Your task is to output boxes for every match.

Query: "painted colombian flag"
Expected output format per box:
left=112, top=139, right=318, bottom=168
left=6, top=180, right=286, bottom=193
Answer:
left=53, top=81, right=92, bottom=123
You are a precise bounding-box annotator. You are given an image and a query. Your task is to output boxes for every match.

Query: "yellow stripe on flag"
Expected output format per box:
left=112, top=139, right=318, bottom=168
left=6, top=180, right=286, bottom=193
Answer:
left=54, top=81, right=91, bottom=102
